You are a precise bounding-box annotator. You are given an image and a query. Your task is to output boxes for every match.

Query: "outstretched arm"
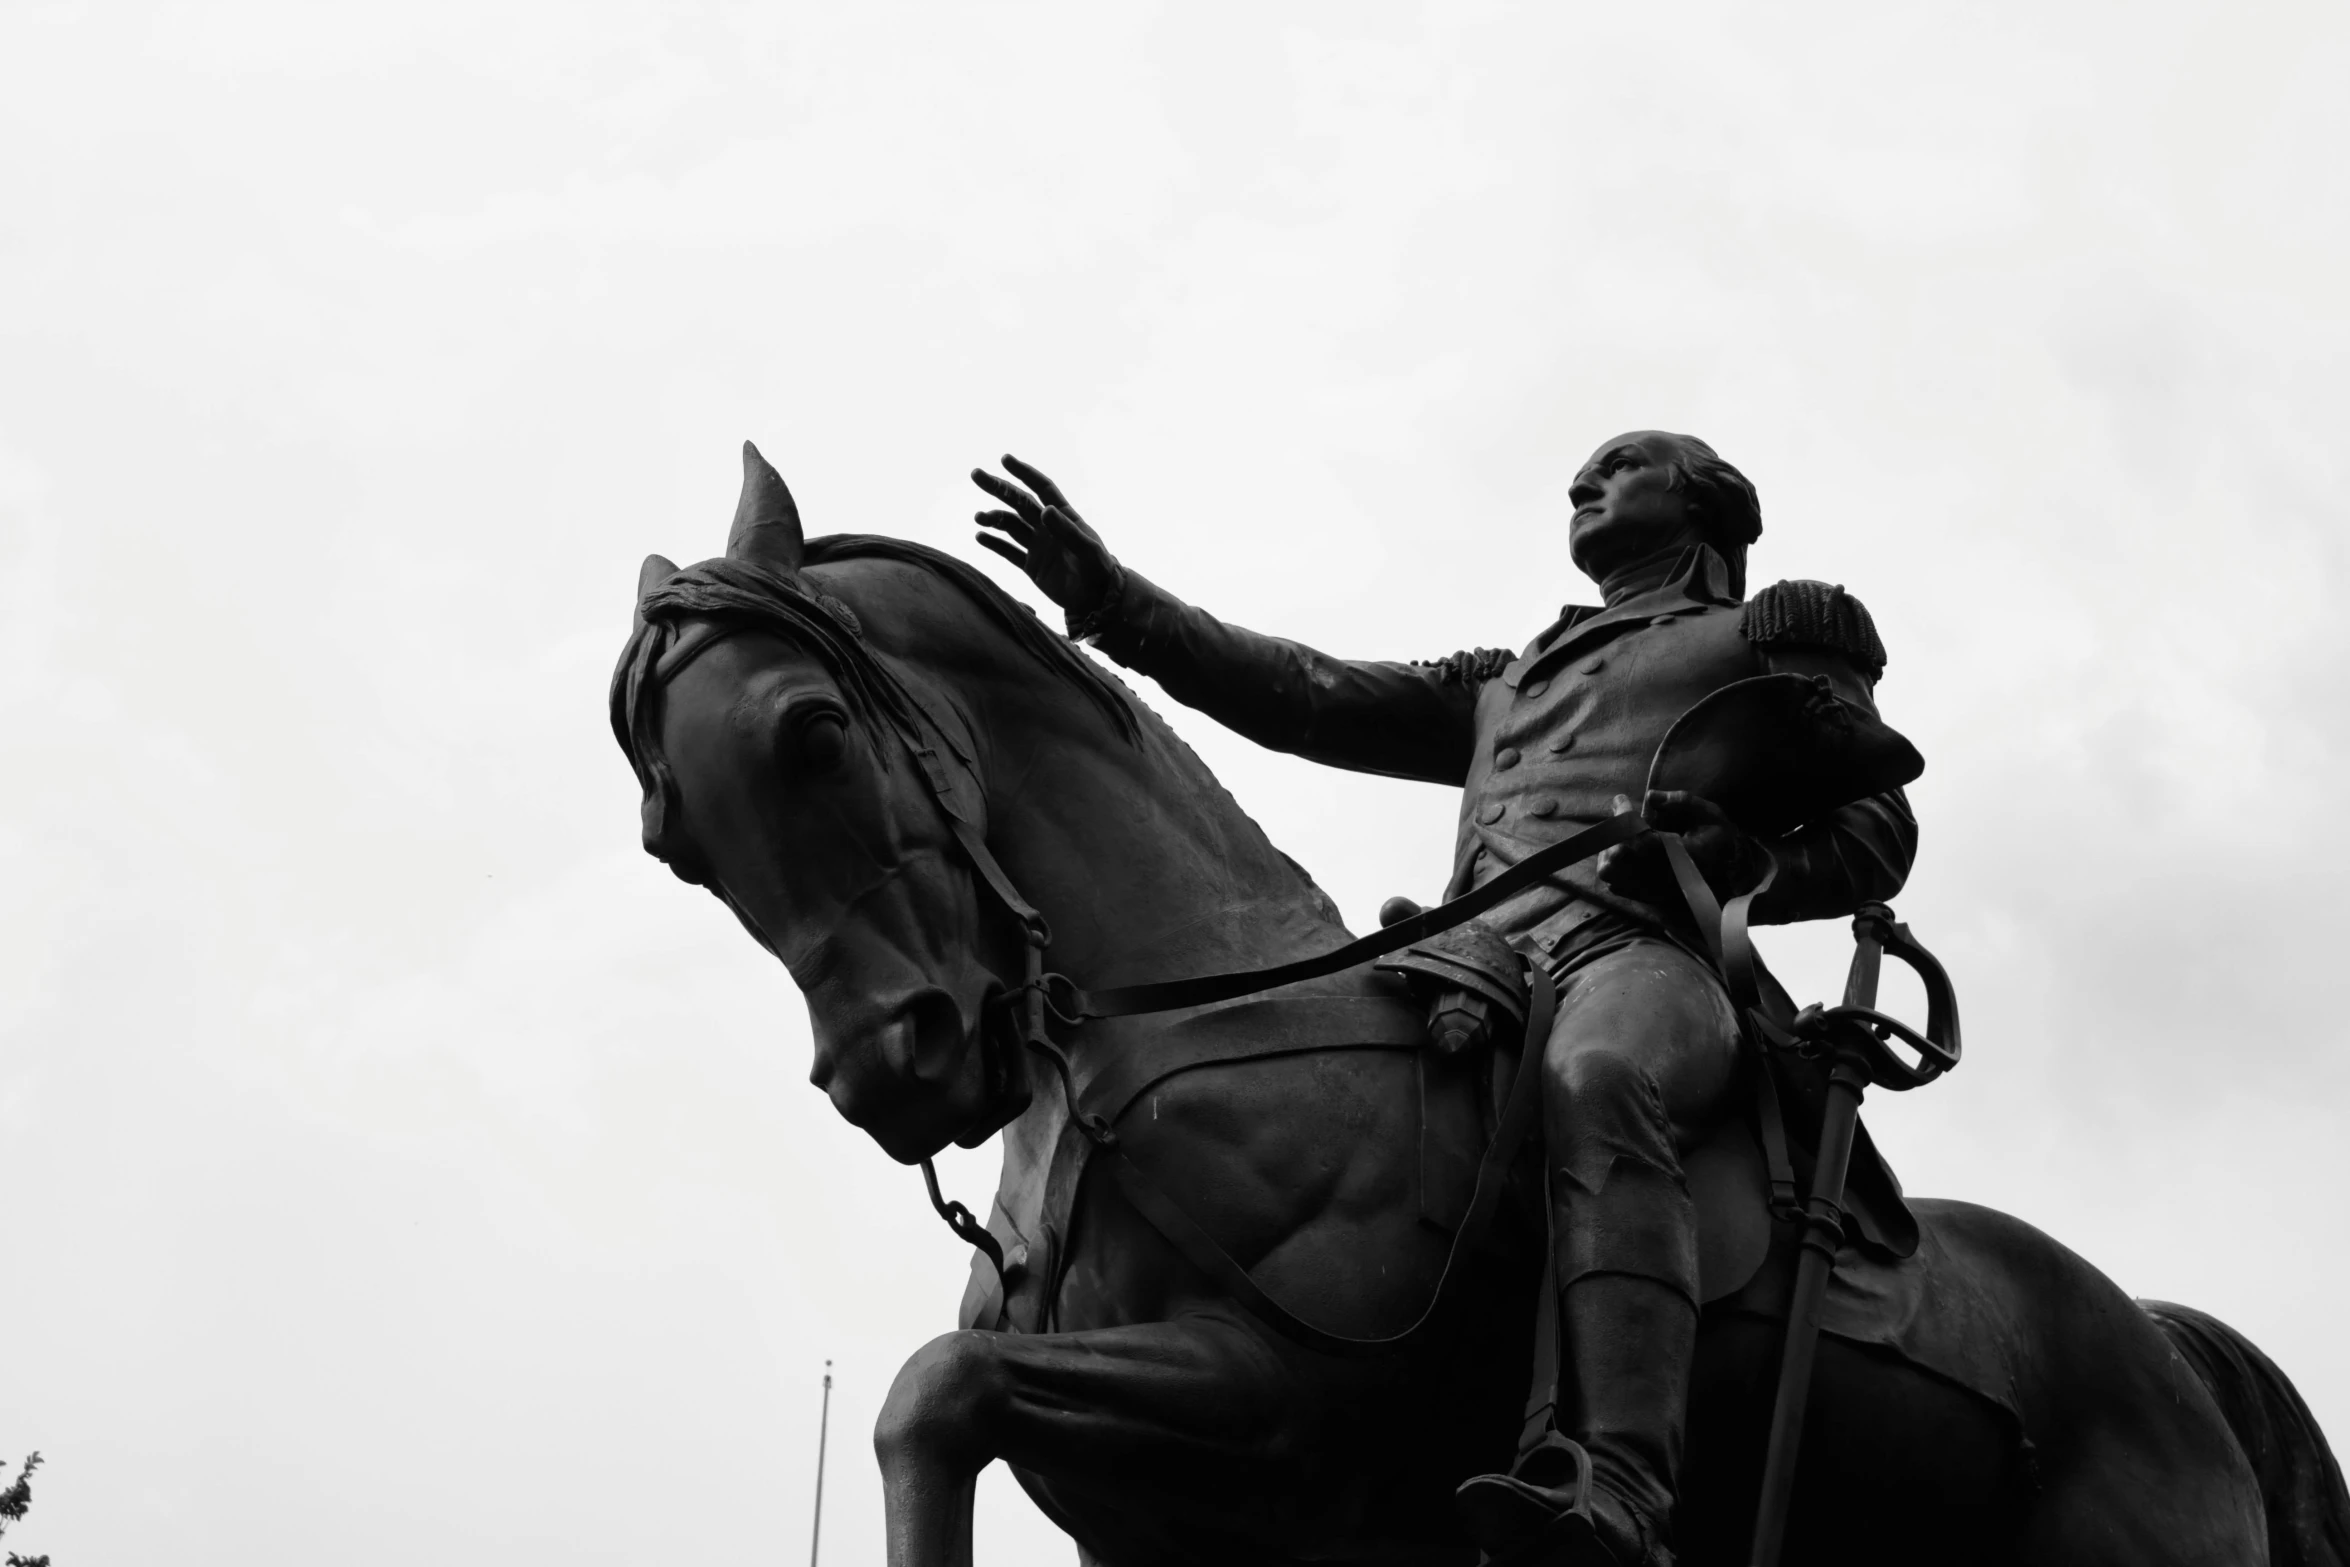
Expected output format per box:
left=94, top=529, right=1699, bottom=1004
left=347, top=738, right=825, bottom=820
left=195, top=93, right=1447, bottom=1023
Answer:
left=974, top=457, right=1484, bottom=786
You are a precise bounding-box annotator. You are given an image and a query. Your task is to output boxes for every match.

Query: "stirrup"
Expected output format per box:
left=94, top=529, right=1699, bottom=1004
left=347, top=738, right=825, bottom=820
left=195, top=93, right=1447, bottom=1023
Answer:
left=1456, top=1435, right=1666, bottom=1567
left=1457, top=1436, right=1599, bottom=1567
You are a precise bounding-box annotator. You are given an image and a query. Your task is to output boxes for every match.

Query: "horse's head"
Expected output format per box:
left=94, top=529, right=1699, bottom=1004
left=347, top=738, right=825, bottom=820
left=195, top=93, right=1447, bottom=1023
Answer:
left=610, top=446, right=1132, bottom=1163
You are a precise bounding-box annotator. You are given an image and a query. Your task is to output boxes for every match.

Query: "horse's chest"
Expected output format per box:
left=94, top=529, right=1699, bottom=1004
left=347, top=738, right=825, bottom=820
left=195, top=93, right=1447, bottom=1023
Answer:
left=962, top=996, right=1445, bottom=1337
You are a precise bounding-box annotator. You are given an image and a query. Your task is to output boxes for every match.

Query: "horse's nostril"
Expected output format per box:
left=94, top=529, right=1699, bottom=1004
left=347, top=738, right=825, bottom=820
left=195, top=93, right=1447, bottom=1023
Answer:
left=805, top=990, right=982, bottom=1145
left=905, top=990, right=970, bottom=1083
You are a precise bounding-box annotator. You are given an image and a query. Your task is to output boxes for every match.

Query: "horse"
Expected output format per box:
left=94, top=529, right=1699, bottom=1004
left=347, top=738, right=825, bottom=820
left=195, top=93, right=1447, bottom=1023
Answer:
left=609, top=446, right=2349, bottom=1567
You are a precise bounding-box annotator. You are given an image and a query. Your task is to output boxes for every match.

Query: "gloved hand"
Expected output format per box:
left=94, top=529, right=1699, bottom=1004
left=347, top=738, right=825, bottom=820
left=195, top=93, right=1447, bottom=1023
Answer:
left=972, top=456, right=1122, bottom=627
left=1596, top=789, right=1771, bottom=906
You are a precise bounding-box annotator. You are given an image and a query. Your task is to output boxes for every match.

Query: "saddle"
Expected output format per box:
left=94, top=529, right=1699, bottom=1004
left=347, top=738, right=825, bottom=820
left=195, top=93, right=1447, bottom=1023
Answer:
left=1387, top=922, right=1918, bottom=1313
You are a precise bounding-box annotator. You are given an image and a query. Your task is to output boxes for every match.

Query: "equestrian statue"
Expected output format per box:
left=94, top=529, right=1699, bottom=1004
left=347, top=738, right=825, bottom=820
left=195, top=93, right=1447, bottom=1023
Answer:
left=609, top=432, right=2348, bottom=1567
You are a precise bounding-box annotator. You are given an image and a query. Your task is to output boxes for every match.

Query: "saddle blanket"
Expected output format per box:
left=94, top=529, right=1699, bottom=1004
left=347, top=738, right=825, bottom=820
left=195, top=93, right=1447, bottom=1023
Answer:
left=1709, top=1196, right=2032, bottom=1423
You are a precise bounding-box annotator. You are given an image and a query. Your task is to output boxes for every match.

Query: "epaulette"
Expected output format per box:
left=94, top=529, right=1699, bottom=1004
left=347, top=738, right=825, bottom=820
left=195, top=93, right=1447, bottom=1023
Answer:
left=1414, top=647, right=1514, bottom=686
left=1740, top=580, right=1887, bottom=680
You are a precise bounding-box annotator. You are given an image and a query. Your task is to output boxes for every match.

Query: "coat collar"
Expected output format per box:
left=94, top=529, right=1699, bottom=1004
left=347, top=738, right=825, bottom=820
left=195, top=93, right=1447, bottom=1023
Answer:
left=1504, top=544, right=1741, bottom=688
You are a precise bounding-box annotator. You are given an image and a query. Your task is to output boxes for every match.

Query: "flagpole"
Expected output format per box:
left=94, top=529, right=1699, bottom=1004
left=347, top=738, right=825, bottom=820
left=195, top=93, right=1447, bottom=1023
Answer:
left=810, top=1360, right=833, bottom=1567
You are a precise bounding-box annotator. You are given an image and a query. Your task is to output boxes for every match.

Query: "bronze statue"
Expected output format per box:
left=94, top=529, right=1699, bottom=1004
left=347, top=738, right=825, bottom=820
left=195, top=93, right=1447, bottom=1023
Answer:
left=611, top=439, right=2348, bottom=1567
left=979, top=432, right=1911, bottom=1565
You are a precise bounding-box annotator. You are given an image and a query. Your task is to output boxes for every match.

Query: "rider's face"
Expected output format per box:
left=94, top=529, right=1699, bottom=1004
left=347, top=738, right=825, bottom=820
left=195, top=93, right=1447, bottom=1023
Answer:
left=1567, top=434, right=1700, bottom=576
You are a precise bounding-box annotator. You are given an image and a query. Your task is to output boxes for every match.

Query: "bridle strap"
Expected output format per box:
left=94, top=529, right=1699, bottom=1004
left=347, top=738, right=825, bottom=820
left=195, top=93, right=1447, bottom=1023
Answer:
left=941, top=812, right=1050, bottom=947
left=653, top=620, right=746, bottom=683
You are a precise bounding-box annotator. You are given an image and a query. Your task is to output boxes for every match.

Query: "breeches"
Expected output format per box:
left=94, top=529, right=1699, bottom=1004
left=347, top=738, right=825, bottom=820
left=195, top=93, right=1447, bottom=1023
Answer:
left=1541, top=934, right=1745, bottom=1304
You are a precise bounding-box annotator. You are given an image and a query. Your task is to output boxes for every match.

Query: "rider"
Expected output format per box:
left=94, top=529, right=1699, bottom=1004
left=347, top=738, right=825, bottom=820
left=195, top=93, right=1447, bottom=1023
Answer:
left=972, top=433, right=1915, bottom=1567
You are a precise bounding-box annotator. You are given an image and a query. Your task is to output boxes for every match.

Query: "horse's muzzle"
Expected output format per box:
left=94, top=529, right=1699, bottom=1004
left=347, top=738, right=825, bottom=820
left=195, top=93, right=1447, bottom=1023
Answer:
left=815, top=986, right=1004, bottom=1163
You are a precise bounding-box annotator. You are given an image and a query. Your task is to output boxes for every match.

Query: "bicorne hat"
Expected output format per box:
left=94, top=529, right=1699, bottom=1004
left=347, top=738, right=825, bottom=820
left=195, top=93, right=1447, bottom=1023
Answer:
left=1645, top=674, right=1923, bottom=839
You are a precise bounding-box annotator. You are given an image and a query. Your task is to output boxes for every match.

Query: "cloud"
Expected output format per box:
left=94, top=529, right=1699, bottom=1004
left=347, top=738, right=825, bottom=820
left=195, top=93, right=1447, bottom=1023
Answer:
left=1, top=3, right=2344, bottom=1563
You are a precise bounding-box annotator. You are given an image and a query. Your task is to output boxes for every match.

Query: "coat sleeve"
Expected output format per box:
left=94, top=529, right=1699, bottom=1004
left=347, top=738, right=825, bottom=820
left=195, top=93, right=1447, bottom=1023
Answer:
left=1746, top=646, right=1918, bottom=923
left=1080, top=568, right=1487, bottom=786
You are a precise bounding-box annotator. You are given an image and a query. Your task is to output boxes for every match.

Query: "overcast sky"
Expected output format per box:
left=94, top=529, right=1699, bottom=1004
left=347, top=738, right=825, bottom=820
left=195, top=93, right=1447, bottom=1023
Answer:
left=3, top=3, right=2345, bottom=1563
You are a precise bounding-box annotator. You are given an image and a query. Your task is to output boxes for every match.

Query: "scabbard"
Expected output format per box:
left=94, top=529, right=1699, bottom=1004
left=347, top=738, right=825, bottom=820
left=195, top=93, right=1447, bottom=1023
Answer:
left=1745, top=923, right=1882, bottom=1567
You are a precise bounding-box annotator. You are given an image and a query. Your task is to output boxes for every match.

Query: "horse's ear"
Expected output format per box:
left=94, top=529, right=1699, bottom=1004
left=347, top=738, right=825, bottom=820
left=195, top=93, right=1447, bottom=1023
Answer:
left=727, top=440, right=804, bottom=570
left=634, top=553, right=678, bottom=627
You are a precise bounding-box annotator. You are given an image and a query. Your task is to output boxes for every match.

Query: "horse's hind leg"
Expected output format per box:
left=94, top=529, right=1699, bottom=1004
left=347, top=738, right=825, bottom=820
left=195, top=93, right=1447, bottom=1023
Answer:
left=874, top=1311, right=1307, bottom=1567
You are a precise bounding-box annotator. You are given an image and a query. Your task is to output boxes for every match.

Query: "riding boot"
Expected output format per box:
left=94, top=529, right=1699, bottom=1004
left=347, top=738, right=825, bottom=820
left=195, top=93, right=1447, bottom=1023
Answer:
left=1457, top=1051, right=1698, bottom=1567
left=1559, top=1269, right=1696, bottom=1544
left=1456, top=1211, right=1696, bottom=1566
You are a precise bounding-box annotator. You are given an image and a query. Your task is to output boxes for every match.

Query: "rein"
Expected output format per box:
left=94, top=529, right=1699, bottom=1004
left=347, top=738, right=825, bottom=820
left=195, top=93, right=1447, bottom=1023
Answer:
left=1036, top=812, right=1649, bottom=1022
left=924, top=774, right=1957, bottom=1360
left=921, top=802, right=1654, bottom=1359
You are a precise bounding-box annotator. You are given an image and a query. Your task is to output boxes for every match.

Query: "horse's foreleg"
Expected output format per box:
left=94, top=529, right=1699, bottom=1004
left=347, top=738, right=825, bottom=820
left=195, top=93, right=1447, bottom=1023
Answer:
left=874, top=1311, right=1303, bottom=1567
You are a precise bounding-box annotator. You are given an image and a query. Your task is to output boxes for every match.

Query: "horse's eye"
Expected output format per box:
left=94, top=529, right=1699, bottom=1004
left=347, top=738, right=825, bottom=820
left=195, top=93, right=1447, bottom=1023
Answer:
left=797, top=711, right=850, bottom=775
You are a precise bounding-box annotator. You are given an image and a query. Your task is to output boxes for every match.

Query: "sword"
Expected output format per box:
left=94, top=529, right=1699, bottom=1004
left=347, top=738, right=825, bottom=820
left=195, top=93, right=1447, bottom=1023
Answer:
left=1746, top=903, right=1960, bottom=1567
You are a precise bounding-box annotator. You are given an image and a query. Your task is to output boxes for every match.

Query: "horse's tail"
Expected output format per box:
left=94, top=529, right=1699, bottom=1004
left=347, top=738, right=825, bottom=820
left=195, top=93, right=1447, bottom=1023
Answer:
left=2141, top=1300, right=2350, bottom=1567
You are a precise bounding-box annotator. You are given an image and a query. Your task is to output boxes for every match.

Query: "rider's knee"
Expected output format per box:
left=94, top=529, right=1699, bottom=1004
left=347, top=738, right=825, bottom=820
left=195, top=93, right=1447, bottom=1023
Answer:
left=1545, top=1046, right=1687, bottom=1194
left=1551, top=1044, right=1666, bottom=1121
left=874, top=1330, right=1000, bottom=1465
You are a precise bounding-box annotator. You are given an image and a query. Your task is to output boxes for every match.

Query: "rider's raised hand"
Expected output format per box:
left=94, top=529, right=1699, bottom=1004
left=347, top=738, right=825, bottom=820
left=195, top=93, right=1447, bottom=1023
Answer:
left=972, top=455, right=1120, bottom=619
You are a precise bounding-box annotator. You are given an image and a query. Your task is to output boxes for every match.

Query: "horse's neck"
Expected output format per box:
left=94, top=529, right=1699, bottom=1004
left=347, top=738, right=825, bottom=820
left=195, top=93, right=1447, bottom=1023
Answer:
left=961, top=668, right=1354, bottom=1254
left=984, top=696, right=1351, bottom=990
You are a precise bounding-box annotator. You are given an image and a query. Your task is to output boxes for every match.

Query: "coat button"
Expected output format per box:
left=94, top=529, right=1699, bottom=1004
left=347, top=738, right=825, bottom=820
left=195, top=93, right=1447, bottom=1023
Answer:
left=1522, top=678, right=1549, bottom=699
left=1550, top=734, right=1576, bottom=753
left=1528, top=799, right=1559, bottom=818
left=1477, top=801, right=1505, bottom=825
left=1494, top=746, right=1521, bottom=770
left=1581, top=656, right=1606, bottom=674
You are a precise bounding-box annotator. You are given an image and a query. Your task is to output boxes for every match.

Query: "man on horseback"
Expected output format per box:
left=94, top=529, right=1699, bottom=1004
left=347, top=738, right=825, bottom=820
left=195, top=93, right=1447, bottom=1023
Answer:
left=972, top=432, right=1915, bottom=1567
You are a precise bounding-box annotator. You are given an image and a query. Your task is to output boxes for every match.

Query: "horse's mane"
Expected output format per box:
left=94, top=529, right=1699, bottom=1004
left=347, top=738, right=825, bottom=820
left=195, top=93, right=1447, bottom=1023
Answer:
left=803, top=535, right=1142, bottom=743
left=609, top=534, right=1140, bottom=878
